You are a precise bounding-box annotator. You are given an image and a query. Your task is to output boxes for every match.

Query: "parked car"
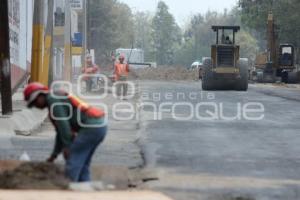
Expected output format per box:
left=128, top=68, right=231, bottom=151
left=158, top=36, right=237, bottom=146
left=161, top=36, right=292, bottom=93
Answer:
left=190, top=61, right=202, bottom=71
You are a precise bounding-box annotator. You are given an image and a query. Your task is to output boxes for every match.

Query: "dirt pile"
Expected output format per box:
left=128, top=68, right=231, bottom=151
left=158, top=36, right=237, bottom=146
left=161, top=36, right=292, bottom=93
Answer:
left=0, top=162, right=69, bottom=190
left=0, top=160, right=21, bottom=173
left=132, top=67, right=198, bottom=81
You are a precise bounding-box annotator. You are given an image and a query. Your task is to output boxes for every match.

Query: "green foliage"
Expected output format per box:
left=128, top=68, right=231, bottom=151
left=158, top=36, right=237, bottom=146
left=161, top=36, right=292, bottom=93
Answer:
left=151, top=1, right=182, bottom=65
left=174, top=38, right=196, bottom=66
left=113, top=2, right=134, bottom=48
left=240, top=0, right=300, bottom=47
left=88, top=0, right=134, bottom=64
left=175, top=8, right=258, bottom=66
left=133, top=11, right=154, bottom=62
left=87, top=0, right=260, bottom=66
left=236, top=30, right=258, bottom=61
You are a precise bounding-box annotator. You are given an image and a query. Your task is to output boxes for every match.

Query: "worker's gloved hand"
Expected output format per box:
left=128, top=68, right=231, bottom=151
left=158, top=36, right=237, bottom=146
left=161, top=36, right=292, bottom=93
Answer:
left=46, top=155, right=57, bottom=163
left=63, top=148, right=70, bottom=160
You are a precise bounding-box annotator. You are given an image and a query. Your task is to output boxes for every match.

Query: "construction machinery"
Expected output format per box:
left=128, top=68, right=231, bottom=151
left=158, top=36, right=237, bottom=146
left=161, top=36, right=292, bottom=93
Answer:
left=202, top=26, right=248, bottom=91
left=253, top=13, right=296, bottom=83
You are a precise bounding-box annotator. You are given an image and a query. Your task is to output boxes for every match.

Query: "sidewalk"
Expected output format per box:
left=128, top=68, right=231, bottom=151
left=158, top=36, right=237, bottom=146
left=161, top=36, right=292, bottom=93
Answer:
left=0, top=88, right=48, bottom=158
left=0, top=88, right=48, bottom=137
left=0, top=190, right=173, bottom=200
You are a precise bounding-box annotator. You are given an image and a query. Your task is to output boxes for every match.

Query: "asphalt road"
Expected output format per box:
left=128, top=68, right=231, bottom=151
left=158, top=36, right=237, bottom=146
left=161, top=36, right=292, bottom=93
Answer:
left=138, top=81, right=300, bottom=200
left=1, top=80, right=300, bottom=199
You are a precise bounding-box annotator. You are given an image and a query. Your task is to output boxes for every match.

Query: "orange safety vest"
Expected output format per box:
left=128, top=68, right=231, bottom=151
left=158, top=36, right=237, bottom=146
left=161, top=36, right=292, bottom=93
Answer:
left=68, top=94, right=105, bottom=118
left=114, top=63, right=129, bottom=80
left=82, top=64, right=99, bottom=81
left=83, top=64, right=98, bottom=74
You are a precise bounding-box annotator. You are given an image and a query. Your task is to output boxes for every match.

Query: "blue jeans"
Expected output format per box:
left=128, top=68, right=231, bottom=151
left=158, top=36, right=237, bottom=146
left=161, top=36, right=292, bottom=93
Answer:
left=86, top=79, right=93, bottom=92
left=66, top=126, right=107, bottom=182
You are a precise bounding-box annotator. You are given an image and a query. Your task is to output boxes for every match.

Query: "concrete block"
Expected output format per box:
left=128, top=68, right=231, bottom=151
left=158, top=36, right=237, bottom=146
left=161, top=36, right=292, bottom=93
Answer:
left=11, top=108, right=48, bottom=136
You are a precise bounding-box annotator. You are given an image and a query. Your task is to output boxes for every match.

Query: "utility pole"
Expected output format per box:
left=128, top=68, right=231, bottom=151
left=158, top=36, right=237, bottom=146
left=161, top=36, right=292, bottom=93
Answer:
left=86, top=0, right=90, bottom=51
left=44, top=0, right=54, bottom=86
left=31, top=0, right=45, bottom=83
left=64, top=0, right=72, bottom=81
left=0, top=0, right=13, bottom=115
left=81, top=0, right=87, bottom=67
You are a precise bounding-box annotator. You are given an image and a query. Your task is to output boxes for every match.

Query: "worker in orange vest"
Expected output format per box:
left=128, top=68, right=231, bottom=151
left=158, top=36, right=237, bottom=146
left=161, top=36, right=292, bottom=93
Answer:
left=114, top=54, right=130, bottom=99
left=82, top=54, right=99, bottom=92
left=24, top=82, right=107, bottom=182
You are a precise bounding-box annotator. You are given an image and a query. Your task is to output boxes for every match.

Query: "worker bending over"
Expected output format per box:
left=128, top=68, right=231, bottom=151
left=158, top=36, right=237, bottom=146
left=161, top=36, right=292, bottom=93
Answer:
left=24, top=82, right=107, bottom=182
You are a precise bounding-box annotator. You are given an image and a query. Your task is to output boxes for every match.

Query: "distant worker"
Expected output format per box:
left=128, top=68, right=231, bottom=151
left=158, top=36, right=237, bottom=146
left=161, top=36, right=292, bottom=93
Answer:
left=114, top=54, right=130, bottom=100
left=224, top=36, right=232, bottom=44
left=82, top=54, right=99, bottom=92
left=24, top=82, right=107, bottom=182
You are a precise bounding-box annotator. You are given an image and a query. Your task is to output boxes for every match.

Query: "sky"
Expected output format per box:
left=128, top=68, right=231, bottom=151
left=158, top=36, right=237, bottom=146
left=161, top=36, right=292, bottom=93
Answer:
left=120, top=0, right=238, bottom=25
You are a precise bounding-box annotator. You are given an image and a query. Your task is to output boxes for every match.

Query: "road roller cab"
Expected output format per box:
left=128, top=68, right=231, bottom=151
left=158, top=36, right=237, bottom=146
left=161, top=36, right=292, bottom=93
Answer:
left=202, top=26, right=248, bottom=91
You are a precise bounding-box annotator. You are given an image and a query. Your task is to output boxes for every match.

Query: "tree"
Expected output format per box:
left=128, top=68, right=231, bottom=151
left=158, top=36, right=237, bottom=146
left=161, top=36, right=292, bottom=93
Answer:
left=88, top=0, right=116, bottom=64
left=151, top=1, right=181, bottom=65
left=240, top=0, right=300, bottom=56
left=133, top=11, right=154, bottom=61
left=236, top=30, right=258, bottom=62
left=174, top=37, right=195, bottom=66
left=175, top=8, right=258, bottom=66
left=112, top=2, right=134, bottom=48
left=88, top=0, right=135, bottom=64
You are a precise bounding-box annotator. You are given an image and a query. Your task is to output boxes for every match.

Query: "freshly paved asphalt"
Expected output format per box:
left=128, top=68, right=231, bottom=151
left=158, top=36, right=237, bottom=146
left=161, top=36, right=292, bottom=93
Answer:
left=138, top=81, right=300, bottom=200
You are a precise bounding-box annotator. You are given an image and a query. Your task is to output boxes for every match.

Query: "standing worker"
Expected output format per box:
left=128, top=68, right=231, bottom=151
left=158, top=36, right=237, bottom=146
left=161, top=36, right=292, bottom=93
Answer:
left=82, top=54, right=99, bottom=92
left=24, top=82, right=107, bottom=182
left=114, top=54, right=130, bottom=100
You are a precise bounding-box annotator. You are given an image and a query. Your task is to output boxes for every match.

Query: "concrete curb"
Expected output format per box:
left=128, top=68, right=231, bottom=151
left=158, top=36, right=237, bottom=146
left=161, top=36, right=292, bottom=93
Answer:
left=0, top=108, right=48, bottom=137
left=0, top=190, right=174, bottom=200
left=11, top=108, right=48, bottom=136
left=0, top=89, right=49, bottom=136
left=0, top=116, right=15, bottom=136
